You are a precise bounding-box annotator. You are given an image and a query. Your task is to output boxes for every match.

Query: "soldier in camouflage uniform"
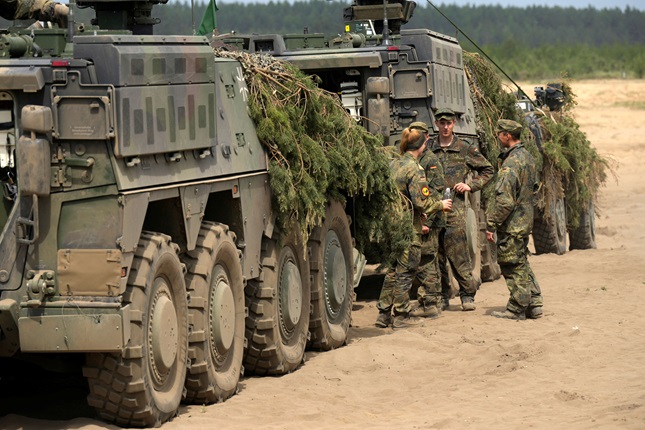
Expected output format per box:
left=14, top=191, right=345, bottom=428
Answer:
left=1, top=0, right=68, bottom=26
left=486, top=119, right=543, bottom=320
left=430, top=108, right=494, bottom=311
left=408, top=121, right=445, bottom=319
left=376, top=127, right=452, bottom=329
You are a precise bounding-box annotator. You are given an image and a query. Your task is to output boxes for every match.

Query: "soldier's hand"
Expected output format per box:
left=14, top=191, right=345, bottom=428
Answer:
left=422, top=225, right=430, bottom=235
left=454, top=182, right=471, bottom=193
left=441, top=199, right=452, bottom=212
left=486, top=231, right=496, bottom=243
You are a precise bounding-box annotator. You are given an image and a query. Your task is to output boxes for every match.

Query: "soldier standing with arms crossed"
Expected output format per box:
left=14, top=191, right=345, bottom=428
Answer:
left=429, top=108, right=494, bottom=311
left=486, top=119, right=544, bottom=320
left=375, top=127, right=452, bottom=329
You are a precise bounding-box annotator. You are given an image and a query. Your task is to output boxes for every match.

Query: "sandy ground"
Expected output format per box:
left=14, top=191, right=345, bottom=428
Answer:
left=1, top=79, right=644, bottom=429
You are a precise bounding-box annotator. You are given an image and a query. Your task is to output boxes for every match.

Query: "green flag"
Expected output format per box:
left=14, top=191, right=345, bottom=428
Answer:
left=197, top=0, right=218, bottom=36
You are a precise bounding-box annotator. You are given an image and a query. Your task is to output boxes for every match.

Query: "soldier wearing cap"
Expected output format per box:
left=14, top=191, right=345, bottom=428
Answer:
left=407, top=121, right=446, bottom=318
left=429, top=107, right=494, bottom=311
left=1, top=0, right=69, bottom=26
left=375, top=127, right=452, bottom=329
left=486, top=119, right=543, bottom=320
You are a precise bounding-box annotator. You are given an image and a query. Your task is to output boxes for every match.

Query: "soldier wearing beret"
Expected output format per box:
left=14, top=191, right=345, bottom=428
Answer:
left=1, top=0, right=69, bottom=26
left=486, top=119, right=544, bottom=320
left=429, top=108, right=494, bottom=311
left=408, top=121, right=446, bottom=319
left=375, top=127, right=452, bottom=329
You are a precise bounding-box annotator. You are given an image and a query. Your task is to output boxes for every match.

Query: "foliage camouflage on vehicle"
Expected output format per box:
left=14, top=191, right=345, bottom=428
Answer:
left=215, top=48, right=415, bottom=267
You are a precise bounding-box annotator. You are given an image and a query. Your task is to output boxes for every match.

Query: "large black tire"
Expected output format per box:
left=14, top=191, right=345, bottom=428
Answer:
left=307, top=201, right=353, bottom=351
left=244, top=229, right=311, bottom=375
left=181, top=222, right=245, bottom=404
left=569, top=202, right=597, bottom=250
left=84, top=232, right=188, bottom=427
left=533, top=196, right=567, bottom=255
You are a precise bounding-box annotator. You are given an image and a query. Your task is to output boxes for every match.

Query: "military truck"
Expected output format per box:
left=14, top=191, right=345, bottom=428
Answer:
left=223, top=0, right=502, bottom=283
left=0, top=0, right=359, bottom=426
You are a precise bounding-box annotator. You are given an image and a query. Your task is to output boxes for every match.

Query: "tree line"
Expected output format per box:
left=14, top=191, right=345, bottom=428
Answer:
left=158, top=1, right=645, bottom=79
left=1, top=1, right=644, bottom=79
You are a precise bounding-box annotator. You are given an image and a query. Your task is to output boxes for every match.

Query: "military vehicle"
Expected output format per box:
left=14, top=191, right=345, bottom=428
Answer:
left=0, top=0, right=359, bottom=426
left=223, top=0, right=502, bottom=282
left=224, top=0, right=598, bottom=263
left=517, top=83, right=597, bottom=254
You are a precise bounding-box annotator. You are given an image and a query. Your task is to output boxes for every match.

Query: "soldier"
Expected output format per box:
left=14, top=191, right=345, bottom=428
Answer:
left=375, top=127, right=452, bottom=329
left=1, top=0, right=69, bottom=26
left=429, top=108, right=494, bottom=311
left=486, top=119, right=543, bottom=320
left=408, top=121, right=445, bottom=319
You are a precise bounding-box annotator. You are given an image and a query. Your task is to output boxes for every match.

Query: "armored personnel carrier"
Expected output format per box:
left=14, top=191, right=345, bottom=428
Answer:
left=225, top=0, right=502, bottom=282
left=0, top=0, right=359, bottom=426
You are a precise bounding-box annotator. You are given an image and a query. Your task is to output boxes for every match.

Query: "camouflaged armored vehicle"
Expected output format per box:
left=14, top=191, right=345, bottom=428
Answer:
left=0, top=0, right=359, bottom=426
left=223, top=0, right=502, bottom=283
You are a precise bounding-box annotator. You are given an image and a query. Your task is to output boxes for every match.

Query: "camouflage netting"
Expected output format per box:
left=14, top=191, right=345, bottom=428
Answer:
left=464, top=52, right=609, bottom=229
left=214, top=49, right=414, bottom=266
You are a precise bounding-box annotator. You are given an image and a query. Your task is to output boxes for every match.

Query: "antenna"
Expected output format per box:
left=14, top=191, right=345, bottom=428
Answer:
left=382, top=0, right=390, bottom=45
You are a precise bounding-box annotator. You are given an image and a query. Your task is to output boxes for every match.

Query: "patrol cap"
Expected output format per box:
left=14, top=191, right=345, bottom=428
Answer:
left=409, top=121, right=429, bottom=133
left=405, top=133, right=427, bottom=151
left=496, top=119, right=523, bottom=134
left=434, top=108, right=456, bottom=121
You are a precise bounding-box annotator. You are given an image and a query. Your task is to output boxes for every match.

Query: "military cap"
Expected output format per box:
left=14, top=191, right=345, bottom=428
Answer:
left=409, top=121, right=429, bottom=133
left=405, top=133, right=426, bottom=151
left=434, top=108, right=456, bottom=120
left=496, top=119, right=523, bottom=134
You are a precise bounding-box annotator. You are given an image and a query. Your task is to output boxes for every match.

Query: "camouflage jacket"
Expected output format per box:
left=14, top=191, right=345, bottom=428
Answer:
left=429, top=135, right=494, bottom=225
left=418, top=146, right=445, bottom=229
left=391, top=152, right=444, bottom=237
left=1, top=0, right=56, bottom=21
left=486, top=143, right=538, bottom=237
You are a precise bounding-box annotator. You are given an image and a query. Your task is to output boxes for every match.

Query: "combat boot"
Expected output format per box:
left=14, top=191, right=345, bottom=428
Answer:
left=392, top=314, right=424, bottom=329
left=491, top=309, right=526, bottom=320
left=461, top=297, right=476, bottom=311
left=375, top=311, right=393, bottom=328
left=409, top=303, right=441, bottom=319
left=441, top=297, right=450, bottom=311
left=526, top=306, right=543, bottom=319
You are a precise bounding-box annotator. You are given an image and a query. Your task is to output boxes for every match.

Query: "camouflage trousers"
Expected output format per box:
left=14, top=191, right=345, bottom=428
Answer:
left=377, top=243, right=421, bottom=315
left=497, top=233, right=543, bottom=313
left=416, top=230, right=441, bottom=306
left=439, top=224, right=478, bottom=300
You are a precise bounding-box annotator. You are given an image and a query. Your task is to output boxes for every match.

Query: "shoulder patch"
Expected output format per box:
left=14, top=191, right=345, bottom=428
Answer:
left=421, top=186, right=430, bottom=197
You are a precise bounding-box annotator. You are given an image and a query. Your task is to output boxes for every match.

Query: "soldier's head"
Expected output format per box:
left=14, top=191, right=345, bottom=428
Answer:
left=496, top=119, right=523, bottom=148
left=410, top=121, right=430, bottom=145
left=434, top=108, right=456, bottom=138
left=400, top=127, right=426, bottom=156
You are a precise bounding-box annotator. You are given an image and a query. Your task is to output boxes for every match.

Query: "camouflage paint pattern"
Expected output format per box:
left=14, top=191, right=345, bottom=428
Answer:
left=416, top=145, right=444, bottom=305
left=390, top=151, right=443, bottom=236
left=429, top=136, right=493, bottom=226
left=430, top=136, right=493, bottom=300
left=377, top=151, right=443, bottom=314
left=486, top=142, right=538, bottom=237
left=487, top=142, right=543, bottom=313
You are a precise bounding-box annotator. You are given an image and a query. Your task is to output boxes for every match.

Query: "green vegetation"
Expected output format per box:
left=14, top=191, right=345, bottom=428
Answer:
left=216, top=50, right=414, bottom=266
left=465, top=54, right=609, bottom=230
left=1, top=2, right=643, bottom=79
